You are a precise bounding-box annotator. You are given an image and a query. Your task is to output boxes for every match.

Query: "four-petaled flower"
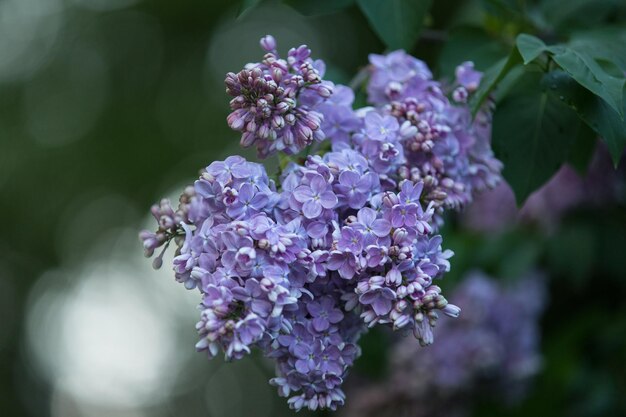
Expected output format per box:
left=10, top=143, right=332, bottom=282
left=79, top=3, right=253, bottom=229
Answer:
left=364, top=111, right=400, bottom=141
left=353, top=207, right=391, bottom=246
left=306, top=296, right=345, bottom=332
left=293, top=173, right=338, bottom=218
left=335, top=171, right=378, bottom=209
left=337, top=227, right=364, bottom=253
left=206, top=155, right=253, bottom=184
left=359, top=285, right=396, bottom=316
left=391, top=202, right=420, bottom=227
left=227, top=183, right=269, bottom=219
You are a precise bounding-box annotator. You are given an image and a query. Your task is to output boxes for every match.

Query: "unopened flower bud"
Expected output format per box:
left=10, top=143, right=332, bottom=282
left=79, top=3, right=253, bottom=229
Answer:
left=260, top=35, right=276, bottom=52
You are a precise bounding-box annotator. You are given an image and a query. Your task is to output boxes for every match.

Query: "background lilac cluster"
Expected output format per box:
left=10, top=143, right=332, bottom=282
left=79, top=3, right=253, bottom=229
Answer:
left=140, top=35, right=502, bottom=411
left=341, top=271, right=547, bottom=417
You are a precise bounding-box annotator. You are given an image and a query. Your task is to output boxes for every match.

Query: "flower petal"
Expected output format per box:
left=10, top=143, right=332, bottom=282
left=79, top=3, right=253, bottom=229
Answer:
left=302, top=200, right=322, bottom=219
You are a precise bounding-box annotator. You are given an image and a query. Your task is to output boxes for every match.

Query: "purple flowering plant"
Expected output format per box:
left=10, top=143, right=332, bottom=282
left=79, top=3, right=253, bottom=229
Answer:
left=140, top=35, right=502, bottom=411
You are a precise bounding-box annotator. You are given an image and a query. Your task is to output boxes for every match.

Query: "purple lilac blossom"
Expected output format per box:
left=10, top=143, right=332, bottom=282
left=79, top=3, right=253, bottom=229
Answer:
left=225, top=35, right=333, bottom=158
left=367, top=50, right=433, bottom=105
left=315, top=52, right=503, bottom=214
left=341, top=270, right=547, bottom=417
left=383, top=60, right=501, bottom=211
left=138, top=36, right=510, bottom=412
left=317, top=85, right=361, bottom=146
left=140, top=152, right=458, bottom=410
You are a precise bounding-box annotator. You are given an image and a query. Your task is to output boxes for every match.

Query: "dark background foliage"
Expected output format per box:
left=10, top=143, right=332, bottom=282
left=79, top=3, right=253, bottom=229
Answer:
left=0, top=0, right=625, bottom=416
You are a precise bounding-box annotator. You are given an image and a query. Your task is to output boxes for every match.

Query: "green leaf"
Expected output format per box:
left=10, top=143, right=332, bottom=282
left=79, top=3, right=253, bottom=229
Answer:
left=542, top=70, right=626, bottom=166
left=567, top=122, right=597, bottom=174
left=283, top=0, right=355, bottom=16
left=357, top=0, right=432, bottom=50
left=569, top=27, right=626, bottom=73
left=516, top=33, right=547, bottom=64
left=469, top=47, right=522, bottom=115
left=548, top=46, right=626, bottom=118
left=237, top=0, right=263, bottom=18
left=492, top=71, right=583, bottom=204
left=514, top=33, right=626, bottom=121
left=491, top=65, right=525, bottom=102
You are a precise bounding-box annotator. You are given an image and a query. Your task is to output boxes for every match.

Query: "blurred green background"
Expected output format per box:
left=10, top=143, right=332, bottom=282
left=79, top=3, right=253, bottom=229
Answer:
left=1, top=1, right=625, bottom=416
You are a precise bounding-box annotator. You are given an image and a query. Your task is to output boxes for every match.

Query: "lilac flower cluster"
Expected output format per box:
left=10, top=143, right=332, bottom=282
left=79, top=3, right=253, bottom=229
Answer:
left=365, top=55, right=502, bottom=209
left=225, top=35, right=332, bottom=158
left=141, top=152, right=457, bottom=410
left=223, top=39, right=501, bottom=210
left=141, top=35, right=503, bottom=411
left=317, top=53, right=502, bottom=212
left=280, top=152, right=458, bottom=345
left=341, top=271, right=547, bottom=417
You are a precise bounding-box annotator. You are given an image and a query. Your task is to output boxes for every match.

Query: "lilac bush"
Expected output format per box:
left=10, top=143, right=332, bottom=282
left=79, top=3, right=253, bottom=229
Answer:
left=140, top=36, right=502, bottom=411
